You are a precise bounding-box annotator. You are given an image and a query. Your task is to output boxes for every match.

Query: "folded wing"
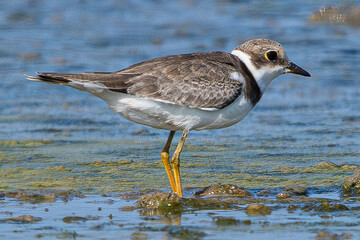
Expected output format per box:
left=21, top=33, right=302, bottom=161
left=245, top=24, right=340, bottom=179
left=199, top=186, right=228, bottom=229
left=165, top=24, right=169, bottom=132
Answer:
left=27, top=52, right=244, bottom=109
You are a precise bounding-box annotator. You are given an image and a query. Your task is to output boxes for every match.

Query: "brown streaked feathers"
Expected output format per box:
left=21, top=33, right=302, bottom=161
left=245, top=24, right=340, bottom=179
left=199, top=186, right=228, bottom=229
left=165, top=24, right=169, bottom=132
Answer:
left=30, top=52, right=259, bottom=109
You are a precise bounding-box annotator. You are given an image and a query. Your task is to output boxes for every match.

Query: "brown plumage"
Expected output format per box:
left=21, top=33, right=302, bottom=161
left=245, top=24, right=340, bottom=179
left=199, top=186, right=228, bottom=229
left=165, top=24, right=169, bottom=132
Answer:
left=26, top=39, right=311, bottom=197
left=30, top=51, right=257, bottom=109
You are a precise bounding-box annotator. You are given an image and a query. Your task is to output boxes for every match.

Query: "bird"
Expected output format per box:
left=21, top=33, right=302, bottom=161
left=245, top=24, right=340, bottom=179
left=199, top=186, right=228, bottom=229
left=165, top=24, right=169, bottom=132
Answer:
left=26, top=39, right=310, bottom=197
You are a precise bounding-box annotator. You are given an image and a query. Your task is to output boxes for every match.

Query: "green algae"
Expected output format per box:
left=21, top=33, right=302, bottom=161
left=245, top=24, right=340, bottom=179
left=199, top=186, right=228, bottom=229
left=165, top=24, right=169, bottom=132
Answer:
left=0, top=138, right=358, bottom=195
left=0, top=139, right=51, bottom=147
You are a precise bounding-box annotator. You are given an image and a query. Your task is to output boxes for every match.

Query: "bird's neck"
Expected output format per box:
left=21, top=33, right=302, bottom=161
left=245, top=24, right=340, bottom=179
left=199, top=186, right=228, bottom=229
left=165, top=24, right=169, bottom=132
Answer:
left=231, top=50, right=279, bottom=94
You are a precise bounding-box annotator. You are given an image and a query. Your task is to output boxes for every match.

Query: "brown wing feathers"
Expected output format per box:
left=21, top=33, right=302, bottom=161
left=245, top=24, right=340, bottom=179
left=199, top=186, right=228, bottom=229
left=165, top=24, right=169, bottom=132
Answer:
left=28, top=52, right=245, bottom=109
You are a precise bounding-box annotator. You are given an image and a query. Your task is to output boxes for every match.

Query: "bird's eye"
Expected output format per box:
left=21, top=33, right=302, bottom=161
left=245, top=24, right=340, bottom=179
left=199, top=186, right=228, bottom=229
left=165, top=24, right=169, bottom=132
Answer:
left=265, top=51, right=277, bottom=62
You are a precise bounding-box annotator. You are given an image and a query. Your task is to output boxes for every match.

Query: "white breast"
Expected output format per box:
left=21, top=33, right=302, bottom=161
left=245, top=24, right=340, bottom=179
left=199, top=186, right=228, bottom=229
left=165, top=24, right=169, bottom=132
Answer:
left=93, top=89, right=254, bottom=131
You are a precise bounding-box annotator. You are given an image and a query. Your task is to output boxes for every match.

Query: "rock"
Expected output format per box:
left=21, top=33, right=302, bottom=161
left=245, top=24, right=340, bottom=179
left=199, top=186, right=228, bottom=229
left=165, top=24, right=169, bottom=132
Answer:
left=62, top=216, right=99, bottom=223
left=5, top=190, right=55, bottom=203
left=164, top=226, right=206, bottom=240
left=285, top=185, right=308, bottom=196
left=194, top=184, right=251, bottom=197
left=5, top=190, right=83, bottom=203
left=131, top=232, right=148, bottom=240
left=342, top=167, right=360, bottom=195
left=245, top=203, right=272, bottom=216
left=276, top=191, right=292, bottom=200
left=277, top=185, right=308, bottom=199
left=315, top=161, right=339, bottom=169
left=5, top=215, right=42, bottom=223
left=333, top=204, right=349, bottom=211
left=315, top=231, right=331, bottom=239
left=287, top=205, right=300, bottom=213
left=306, top=202, right=349, bottom=212
left=302, top=202, right=349, bottom=212
left=315, top=231, right=353, bottom=239
left=212, top=216, right=240, bottom=226
left=63, top=216, right=89, bottom=223
left=136, top=192, right=182, bottom=209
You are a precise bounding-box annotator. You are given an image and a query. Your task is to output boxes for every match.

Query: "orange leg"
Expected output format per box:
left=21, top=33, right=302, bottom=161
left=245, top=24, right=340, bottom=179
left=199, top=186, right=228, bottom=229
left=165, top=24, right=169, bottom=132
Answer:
left=171, top=130, right=189, bottom=198
left=161, top=131, right=176, bottom=193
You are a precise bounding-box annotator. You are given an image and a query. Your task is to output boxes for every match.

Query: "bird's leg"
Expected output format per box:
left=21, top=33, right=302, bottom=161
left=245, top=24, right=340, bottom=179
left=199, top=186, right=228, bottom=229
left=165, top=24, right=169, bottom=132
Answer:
left=161, top=130, right=176, bottom=193
left=171, top=130, right=189, bottom=198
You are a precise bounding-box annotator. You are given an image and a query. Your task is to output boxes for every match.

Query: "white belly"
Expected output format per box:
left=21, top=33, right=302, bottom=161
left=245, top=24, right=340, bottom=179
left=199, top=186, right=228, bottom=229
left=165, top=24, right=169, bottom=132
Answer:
left=95, top=90, right=255, bottom=131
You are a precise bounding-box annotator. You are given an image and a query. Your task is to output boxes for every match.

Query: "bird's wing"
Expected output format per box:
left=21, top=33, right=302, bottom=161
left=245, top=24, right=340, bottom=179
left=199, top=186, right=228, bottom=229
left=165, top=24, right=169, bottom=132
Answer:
left=28, top=52, right=244, bottom=109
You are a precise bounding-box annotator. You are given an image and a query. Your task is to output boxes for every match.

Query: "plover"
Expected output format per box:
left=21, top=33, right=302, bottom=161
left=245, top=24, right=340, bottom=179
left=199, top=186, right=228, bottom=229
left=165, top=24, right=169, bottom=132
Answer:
left=26, top=39, right=310, bottom=197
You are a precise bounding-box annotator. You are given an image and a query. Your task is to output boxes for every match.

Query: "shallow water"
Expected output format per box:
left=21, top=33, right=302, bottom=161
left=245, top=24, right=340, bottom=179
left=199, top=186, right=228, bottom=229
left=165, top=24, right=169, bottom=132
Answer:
left=1, top=192, right=360, bottom=240
left=0, top=0, right=360, bottom=239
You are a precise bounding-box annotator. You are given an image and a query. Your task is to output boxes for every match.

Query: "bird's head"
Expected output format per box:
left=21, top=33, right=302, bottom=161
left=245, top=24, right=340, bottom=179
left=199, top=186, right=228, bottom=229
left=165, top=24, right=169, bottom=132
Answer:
left=232, top=39, right=310, bottom=92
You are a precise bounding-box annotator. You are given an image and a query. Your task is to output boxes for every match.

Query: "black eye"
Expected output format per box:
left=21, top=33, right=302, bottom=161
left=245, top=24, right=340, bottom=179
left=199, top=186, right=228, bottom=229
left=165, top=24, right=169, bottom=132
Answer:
left=265, top=51, right=277, bottom=62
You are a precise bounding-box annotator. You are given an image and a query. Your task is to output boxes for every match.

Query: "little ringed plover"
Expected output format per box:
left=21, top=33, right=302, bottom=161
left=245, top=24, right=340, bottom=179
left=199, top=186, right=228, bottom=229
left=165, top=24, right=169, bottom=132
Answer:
left=26, top=38, right=311, bottom=197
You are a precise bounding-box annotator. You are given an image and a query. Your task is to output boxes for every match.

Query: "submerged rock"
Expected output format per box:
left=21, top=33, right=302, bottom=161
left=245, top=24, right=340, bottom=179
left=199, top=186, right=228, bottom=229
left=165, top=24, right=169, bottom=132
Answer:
left=194, top=184, right=251, bottom=197
left=246, top=203, right=272, bottom=216
left=315, top=161, right=339, bottom=169
left=285, top=185, right=308, bottom=196
left=287, top=205, right=300, bottom=213
left=342, top=167, right=360, bottom=195
left=212, top=216, right=240, bottom=226
left=6, top=190, right=56, bottom=202
left=4, top=215, right=42, bottom=223
left=315, top=232, right=353, bottom=240
left=5, top=190, right=84, bottom=203
left=130, top=232, right=148, bottom=240
left=160, top=226, right=206, bottom=240
left=63, top=216, right=89, bottom=223
left=136, top=192, right=182, bottom=209
left=317, top=202, right=349, bottom=212
left=276, top=191, right=292, bottom=200
left=277, top=185, right=308, bottom=200
left=302, top=202, right=349, bottom=212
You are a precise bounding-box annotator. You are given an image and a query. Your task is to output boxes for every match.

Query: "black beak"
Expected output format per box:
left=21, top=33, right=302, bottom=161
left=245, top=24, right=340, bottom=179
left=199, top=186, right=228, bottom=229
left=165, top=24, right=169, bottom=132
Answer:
left=286, top=62, right=311, bottom=77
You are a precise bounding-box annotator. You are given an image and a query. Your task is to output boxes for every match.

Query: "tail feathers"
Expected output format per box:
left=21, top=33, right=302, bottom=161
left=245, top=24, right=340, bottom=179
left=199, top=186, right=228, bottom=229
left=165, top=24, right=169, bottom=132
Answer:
left=25, top=72, right=132, bottom=93
left=25, top=72, right=71, bottom=85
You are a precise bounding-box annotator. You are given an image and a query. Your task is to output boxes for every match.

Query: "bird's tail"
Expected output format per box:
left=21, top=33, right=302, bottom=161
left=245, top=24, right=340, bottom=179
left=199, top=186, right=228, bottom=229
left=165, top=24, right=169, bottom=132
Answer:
left=25, top=72, right=72, bottom=85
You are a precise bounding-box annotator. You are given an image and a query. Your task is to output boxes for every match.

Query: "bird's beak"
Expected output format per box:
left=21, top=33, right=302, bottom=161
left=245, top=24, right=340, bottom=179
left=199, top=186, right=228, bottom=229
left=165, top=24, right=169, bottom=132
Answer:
left=285, top=62, right=311, bottom=77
